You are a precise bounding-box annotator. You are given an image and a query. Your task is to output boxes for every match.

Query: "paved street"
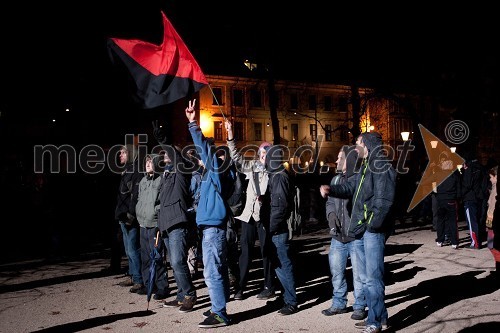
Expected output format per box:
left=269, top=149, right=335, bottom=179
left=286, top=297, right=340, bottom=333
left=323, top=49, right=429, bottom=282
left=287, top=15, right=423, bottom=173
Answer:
left=0, top=219, right=499, bottom=333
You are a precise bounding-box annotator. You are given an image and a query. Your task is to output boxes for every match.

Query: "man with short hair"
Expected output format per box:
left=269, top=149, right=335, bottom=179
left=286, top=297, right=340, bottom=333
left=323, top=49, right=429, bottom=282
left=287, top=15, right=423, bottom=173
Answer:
left=186, top=100, right=235, bottom=328
left=320, top=145, right=366, bottom=321
left=152, top=121, right=197, bottom=313
left=328, top=132, right=396, bottom=333
left=115, top=144, right=144, bottom=293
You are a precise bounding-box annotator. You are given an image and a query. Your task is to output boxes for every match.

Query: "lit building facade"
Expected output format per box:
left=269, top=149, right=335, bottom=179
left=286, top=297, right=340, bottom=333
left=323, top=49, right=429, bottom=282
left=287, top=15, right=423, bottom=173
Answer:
left=194, top=74, right=419, bottom=166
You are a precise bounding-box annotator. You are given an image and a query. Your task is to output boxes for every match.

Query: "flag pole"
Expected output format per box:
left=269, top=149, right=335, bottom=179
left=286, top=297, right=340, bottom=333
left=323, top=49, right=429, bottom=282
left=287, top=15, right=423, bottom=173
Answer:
left=207, top=84, right=228, bottom=122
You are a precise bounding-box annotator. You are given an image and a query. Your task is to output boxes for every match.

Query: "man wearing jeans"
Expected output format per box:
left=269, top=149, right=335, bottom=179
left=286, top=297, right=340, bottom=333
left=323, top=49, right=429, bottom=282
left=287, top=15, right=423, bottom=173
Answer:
left=186, top=100, right=234, bottom=328
left=319, top=145, right=366, bottom=321
left=115, top=144, right=144, bottom=293
left=152, top=133, right=198, bottom=313
left=264, top=145, right=298, bottom=315
left=328, top=132, right=396, bottom=333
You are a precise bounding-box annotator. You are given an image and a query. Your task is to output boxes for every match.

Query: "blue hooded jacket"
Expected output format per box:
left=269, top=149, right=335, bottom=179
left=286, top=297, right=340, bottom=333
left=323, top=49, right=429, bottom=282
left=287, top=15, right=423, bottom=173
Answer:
left=188, top=121, right=231, bottom=227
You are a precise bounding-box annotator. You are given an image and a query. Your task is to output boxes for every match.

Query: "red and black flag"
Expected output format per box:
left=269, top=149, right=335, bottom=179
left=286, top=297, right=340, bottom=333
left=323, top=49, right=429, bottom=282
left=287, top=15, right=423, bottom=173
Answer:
left=108, top=11, right=208, bottom=109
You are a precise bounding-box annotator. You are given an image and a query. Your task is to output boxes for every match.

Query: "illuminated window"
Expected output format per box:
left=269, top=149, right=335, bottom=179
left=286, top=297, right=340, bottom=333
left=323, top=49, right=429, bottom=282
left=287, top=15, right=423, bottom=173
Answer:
left=310, top=124, right=317, bottom=141
left=214, top=121, right=222, bottom=140
left=291, top=123, right=299, bottom=141
left=325, top=124, right=332, bottom=141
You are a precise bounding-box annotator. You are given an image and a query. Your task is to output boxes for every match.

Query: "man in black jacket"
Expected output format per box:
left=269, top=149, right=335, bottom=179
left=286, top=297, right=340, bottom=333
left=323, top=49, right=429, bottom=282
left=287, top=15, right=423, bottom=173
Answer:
left=319, top=145, right=366, bottom=320
left=328, top=132, right=396, bottom=333
left=462, top=157, right=488, bottom=249
left=152, top=121, right=197, bottom=313
left=433, top=157, right=461, bottom=249
left=115, top=144, right=144, bottom=293
left=264, top=145, right=298, bottom=316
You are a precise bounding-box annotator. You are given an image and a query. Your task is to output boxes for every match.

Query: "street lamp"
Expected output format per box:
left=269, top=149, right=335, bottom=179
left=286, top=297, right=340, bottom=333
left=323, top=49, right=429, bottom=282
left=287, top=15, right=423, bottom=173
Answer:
left=450, top=147, right=456, bottom=153
left=401, top=131, right=410, bottom=141
left=431, top=140, right=438, bottom=149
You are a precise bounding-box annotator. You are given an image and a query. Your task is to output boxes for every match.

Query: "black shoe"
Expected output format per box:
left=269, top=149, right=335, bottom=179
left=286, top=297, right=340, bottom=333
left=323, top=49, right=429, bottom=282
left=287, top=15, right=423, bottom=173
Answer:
left=257, top=288, right=275, bottom=300
left=153, top=292, right=169, bottom=300
left=278, top=303, right=298, bottom=315
left=136, top=286, right=147, bottom=295
left=179, top=296, right=196, bottom=313
left=198, top=313, right=230, bottom=328
left=321, top=307, right=348, bottom=316
left=351, top=309, right=367, bottom=320
left=202, top=309, right=212, bottom=318
left=234, top=290, right=244, bottom=300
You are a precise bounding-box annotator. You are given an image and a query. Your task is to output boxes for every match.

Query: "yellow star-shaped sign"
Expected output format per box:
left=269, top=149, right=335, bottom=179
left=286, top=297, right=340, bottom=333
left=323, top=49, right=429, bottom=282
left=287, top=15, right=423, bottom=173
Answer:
left=407, top=124, right=465, bottom=212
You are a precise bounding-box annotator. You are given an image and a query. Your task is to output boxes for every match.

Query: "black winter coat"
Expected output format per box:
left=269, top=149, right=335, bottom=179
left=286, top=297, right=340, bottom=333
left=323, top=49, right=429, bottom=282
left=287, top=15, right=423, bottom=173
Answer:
left=115, top=161, right=142, bottom=224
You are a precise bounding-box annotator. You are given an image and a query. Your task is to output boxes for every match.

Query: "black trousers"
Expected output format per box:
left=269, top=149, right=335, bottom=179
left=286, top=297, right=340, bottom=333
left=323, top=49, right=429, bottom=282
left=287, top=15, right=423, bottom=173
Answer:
left=436, top=200, right=458, bottom=246
left=238, top=217, right=275, bottom=291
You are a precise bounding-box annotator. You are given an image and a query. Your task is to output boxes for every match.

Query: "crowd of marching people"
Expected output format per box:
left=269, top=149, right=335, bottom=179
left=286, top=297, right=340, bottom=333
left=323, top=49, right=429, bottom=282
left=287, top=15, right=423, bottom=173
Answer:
left=111, top=100, right=499, bottom=332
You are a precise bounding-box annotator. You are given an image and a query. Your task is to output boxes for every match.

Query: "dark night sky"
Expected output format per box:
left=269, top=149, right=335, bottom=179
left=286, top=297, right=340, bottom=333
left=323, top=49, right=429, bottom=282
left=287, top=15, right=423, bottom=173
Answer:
left=1, top=1, right=499, bottom=141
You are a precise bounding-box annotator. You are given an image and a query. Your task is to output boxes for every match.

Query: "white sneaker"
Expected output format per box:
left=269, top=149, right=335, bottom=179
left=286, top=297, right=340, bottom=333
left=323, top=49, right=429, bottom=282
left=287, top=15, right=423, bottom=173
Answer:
left=451, top=244, right=458, bottom=249
left=436, top=242, right=443, bottom=247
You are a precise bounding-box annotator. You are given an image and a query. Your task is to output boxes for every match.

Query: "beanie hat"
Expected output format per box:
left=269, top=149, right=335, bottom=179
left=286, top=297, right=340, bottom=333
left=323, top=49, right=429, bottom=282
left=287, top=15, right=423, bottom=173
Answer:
left=258, top=141, right=272, bottom=153
left=360, top=132, right=382, bottom=153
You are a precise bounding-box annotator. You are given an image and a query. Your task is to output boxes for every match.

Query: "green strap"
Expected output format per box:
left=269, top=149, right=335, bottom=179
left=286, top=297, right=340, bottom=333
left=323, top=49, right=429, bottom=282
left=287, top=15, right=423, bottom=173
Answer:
left=353, top=160, right=368, bottom=207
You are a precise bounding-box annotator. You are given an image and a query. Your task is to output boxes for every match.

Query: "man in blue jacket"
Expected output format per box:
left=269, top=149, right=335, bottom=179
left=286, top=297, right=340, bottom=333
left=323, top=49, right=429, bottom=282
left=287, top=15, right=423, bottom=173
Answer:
left=186, top=99, right=234, bottom=328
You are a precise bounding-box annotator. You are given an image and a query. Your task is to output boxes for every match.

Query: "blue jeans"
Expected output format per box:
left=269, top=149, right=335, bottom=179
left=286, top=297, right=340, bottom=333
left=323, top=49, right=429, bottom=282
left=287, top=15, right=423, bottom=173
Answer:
left=163, top=226, right=196, bottom=300
left=202, top=227, right=229, bottom=318
left=363, top=231, right=387, bottom=329
left=328, top=237, right=366, bottom=310
left=271, top=232, right=297, bottom=307
left=120, top=222, right=143, bottom=284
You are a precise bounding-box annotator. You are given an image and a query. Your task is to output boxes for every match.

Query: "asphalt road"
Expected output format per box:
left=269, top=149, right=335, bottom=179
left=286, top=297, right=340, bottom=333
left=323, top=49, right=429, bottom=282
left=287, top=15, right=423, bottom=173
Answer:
left=0, top=219, right=499, bottom=333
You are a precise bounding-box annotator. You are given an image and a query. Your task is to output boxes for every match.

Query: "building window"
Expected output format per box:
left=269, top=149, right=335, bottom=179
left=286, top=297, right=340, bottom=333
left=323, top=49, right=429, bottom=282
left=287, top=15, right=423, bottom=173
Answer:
left=340, top=128, right=349, bottom=141
left=325, top=124, right=332, bottom=141
left=324, top=96, right=332, bottom=111
left=338, top=96, right=348, bottom=112
left=290, top=93, right=298, bottom=109
left=250, top=88, right=262, bottom=108
left=254, top=122, right=262, bottom=141
left=233, top=89, right=243, bottom=107
left=214, top=121, right=223, bottom=140
left=291, top=123, right=299, bottom=141
left=212, top=87, right=223, bottom=105
left=308, top=95, right=317, bottom=110
left=310, top=124, right=317, bottom=141
left=234, top=121, right=244, bottom=141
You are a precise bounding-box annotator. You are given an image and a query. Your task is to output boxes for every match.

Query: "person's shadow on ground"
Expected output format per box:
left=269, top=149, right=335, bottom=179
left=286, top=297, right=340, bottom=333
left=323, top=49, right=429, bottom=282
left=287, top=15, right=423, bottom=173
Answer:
left=385, top=270, right=500, bottom=332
